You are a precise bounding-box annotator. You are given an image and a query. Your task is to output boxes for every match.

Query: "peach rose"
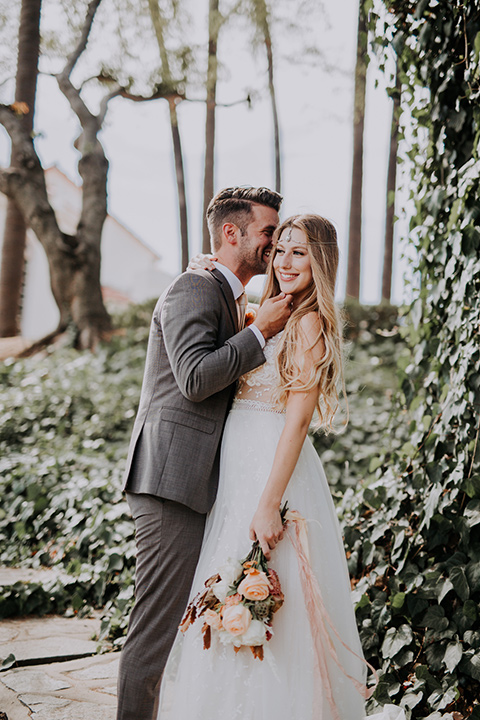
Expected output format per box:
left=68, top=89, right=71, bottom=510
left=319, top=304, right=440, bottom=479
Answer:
left=237, top=568, right=271, bottom=601
left=222, top=604, right=251, bottom=636
left=203, top=609, right=222, bottom=631
left=224, top=593, right=242, bottom=607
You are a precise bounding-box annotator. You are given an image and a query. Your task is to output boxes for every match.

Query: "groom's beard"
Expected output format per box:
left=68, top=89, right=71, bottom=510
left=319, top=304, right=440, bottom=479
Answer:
left=237, top=243, right=270, bottom=278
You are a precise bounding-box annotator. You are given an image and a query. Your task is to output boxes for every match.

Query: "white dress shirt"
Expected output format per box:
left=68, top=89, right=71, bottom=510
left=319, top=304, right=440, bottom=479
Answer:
left=213, top=262, right=265, bottom=349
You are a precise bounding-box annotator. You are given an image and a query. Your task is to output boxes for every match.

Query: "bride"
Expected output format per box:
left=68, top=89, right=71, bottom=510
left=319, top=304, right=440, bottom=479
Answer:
left=158, top=215, right=403, bottom=720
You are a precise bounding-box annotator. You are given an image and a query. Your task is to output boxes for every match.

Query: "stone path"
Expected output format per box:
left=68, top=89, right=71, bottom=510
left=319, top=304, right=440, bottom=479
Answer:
left=0, top=569, right=119, bottom=720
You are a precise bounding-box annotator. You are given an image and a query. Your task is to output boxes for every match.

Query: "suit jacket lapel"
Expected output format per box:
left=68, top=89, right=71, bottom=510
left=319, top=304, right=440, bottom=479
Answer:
left=211, top=267, right=239, bottom=332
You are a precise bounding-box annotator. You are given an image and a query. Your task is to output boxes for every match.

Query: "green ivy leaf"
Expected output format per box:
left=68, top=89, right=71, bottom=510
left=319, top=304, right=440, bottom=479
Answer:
left=381, top=624, right=413, bottom=659
left=425, top=641, right=447, bottom=673
left=437, top=577, right=454, bottom=603
left=428, top=683, right=458, bottom=711
left=415, top=664, right=442, bottom=690
left=464, top=499, right=480, bottom=527
left=460, top=651, right=480, bottom=681
left=466, top=560, right=480, bottom=592
left=443, top=640, right=463, bottom=673
left=407, top=594, right=429, bottom=620
left=464, top=631, right=480, bottom=649
left=421, top=605, right=449, bottom=630
left=453, top=599, right=478, bottom=634
left=449, top=566, right=470, bottom=601
left=391, top=592, right=405, bottom=610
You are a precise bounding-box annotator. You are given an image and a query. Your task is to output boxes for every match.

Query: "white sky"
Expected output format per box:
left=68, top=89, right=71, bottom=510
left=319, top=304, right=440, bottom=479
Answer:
left=0, top=0, right=412, bottom=304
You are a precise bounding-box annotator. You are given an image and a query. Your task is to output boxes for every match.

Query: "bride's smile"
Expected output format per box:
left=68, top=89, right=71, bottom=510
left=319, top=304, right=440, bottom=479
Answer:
left=273, top=227, right=313, bottom=302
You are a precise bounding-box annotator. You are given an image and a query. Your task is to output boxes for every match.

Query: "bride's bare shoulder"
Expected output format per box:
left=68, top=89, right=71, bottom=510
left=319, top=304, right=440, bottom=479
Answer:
left=297, top=312, right=324, bottom=359
left=298, top=312, right=322, bottom=339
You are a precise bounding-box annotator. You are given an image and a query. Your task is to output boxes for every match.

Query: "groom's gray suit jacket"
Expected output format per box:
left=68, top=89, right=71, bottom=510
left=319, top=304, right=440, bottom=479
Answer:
left=123, top=268, right=265, bottom=514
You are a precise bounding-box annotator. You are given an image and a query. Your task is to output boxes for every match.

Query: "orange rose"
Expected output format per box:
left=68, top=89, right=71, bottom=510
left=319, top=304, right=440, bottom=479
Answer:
left=222, top=604, right=251, bottom=636
left=237, top=568, right=271, bottom=601
left=204, top=609, right=222, bottom=630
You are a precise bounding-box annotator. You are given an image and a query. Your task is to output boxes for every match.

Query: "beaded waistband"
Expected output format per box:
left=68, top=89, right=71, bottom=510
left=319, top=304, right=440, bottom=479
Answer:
left=231, top=398, right=286, bottom=414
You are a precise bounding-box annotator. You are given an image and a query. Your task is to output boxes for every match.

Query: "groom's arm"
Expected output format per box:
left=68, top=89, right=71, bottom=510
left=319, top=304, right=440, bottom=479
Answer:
left=161, top=272, right=265, bottom=403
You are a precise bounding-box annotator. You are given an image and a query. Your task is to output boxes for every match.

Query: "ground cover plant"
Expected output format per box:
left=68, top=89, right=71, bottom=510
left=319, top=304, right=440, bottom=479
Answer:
left=0, top=300, right=401, bottom=649
left=0, top=302, right=156, bottom=643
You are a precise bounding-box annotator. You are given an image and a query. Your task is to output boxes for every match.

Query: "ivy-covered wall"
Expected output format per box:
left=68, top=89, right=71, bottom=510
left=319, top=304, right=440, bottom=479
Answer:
left=343, top=1, right=480, bottom=716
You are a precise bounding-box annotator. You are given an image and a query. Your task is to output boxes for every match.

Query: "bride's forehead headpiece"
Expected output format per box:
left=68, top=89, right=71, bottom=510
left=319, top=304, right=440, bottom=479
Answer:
left=284, top=225, right=294, bottom=242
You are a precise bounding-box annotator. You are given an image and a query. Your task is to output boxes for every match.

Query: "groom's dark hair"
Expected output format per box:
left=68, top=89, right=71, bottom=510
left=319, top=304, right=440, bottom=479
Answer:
left=206, top=186, right=283, bottom=252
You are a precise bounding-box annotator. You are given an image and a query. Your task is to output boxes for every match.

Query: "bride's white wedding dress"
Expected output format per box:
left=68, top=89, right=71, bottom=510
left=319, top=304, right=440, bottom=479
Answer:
left=158, top=333, right=402, bottom=720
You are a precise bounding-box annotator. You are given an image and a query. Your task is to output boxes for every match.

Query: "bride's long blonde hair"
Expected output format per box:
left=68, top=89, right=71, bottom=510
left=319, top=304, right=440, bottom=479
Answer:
left=260, top=214, right=345, bottom=431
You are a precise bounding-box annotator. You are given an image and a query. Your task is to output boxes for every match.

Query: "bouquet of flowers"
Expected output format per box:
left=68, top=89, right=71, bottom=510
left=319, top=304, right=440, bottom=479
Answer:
left=179, top=505, right=287, bottom=661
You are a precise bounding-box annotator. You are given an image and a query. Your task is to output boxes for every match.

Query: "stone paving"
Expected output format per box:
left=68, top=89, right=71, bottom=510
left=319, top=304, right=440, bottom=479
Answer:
left=0, top=568, right=120, bottom=720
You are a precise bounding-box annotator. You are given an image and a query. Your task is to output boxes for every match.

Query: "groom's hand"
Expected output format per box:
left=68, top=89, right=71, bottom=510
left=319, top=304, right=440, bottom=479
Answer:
left=253, top=293, right=292, bottom=340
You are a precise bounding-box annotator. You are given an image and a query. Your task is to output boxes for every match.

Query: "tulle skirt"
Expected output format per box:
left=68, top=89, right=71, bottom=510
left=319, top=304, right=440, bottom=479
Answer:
left=158, top=403, right=369, bottom=720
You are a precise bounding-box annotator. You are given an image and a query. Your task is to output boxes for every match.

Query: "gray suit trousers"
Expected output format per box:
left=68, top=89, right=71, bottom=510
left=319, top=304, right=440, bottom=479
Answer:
left=116, top=493, right=206, bottom=720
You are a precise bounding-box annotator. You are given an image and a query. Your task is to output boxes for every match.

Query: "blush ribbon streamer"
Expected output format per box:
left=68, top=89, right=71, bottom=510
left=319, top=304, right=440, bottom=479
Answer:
left=285, top=510, right=378, bottom=720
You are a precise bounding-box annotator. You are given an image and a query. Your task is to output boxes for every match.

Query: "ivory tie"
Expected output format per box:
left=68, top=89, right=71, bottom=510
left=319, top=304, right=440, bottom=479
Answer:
left=236, top=291, right=247, bottom=330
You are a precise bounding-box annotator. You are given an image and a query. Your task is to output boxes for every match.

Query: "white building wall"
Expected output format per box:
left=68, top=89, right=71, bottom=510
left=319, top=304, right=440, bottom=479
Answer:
left=22, top=228, right=60, bottom=339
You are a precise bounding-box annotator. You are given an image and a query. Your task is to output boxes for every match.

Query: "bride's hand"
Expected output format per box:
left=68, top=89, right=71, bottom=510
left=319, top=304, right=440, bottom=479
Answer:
left=187, top=253, right=217, bottom=271
left=249, top=502, right=284, bottom=561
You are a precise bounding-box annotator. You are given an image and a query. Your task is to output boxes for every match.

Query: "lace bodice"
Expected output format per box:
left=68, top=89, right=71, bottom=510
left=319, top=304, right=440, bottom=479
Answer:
left=233, top=332, right=285, bottom=413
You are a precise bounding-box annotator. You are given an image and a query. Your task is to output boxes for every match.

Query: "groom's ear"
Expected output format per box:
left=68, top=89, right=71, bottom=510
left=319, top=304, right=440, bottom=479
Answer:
left=222, top=222, right=239, bottom=246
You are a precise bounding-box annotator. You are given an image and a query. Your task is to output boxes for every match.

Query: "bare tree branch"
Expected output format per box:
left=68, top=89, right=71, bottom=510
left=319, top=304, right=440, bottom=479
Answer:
left=79, top=71, right=119, bottom=90
left=62, top=0, right=103, bottom=78
left=98, top=84, right=185, bottom=123
left=117, top=87, right=184, bottom=103
left=98, top=85, right=122, bottom=124
left=56, top=0, right=103, bottom=128
left=185, top=94, right=251, bottom=108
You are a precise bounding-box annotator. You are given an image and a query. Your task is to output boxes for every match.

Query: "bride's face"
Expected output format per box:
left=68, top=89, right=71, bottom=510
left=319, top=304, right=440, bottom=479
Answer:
left=273, top=227, right=313, bottom=303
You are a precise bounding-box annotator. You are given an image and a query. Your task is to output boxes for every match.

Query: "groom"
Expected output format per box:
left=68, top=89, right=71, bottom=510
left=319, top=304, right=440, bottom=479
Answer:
left=116, top=186, right=291, bottom=720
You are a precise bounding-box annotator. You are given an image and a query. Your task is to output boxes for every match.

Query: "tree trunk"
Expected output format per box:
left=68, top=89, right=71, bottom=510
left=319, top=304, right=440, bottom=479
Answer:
left=202, top=0, right=220, bottom=253
left=0, top=204, right=27, bottom=336
left=382, top=62, right=401, bottom=302
left=168, top=100, right=189, bottom=271
left=147, top=0, right=189, bottom=271
left=346, top=2, right=367, bottom=300
left=265, top=35, right=281, bottom=194
left=0, top=0, right=41, bottom=337
left=253, top=0, right=281, bottom=193
left=0, top=0, right=113, bottom=351
left=0, top=104, right=111, bottom=349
